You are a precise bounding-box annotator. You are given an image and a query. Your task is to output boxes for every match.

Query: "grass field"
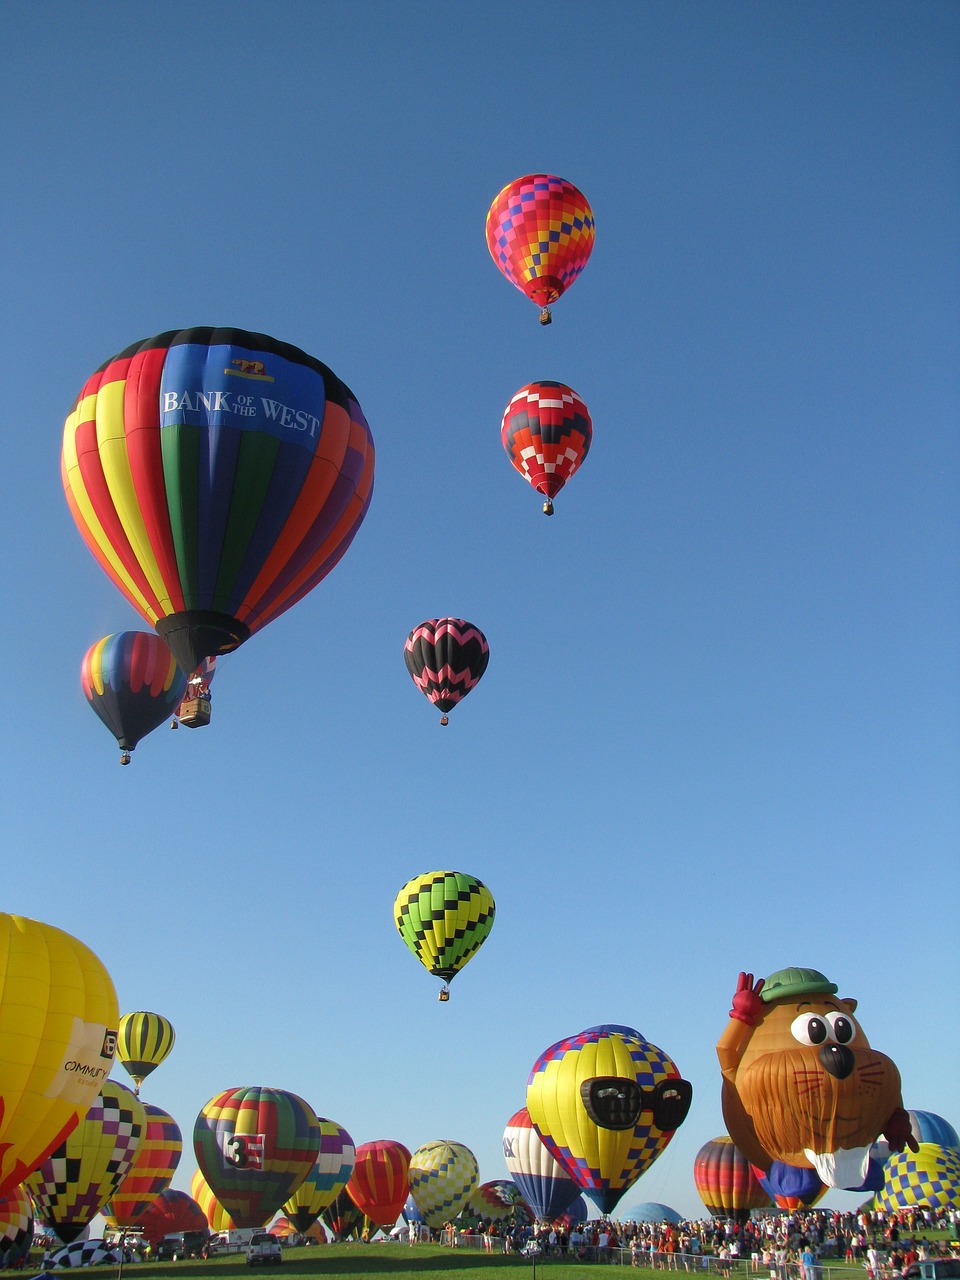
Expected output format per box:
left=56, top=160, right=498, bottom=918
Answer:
left=26, top=1243, right=884, bottom=1280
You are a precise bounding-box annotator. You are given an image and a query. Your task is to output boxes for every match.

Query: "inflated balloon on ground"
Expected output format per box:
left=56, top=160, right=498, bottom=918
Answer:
left=693, top=1136, right=772, bottom=1220
left=194, top=1086, right=321, bottom=1227
left=283, top=1116, right=356, bottom=1233
left=26, top=1079, right=146, bottom=1242
left=408, top=1139, right=478, bottom=1228
left=526, top=1023, right=692, bottom=1215
left=346, top=1140, right=411, bottom=1230
left=102, top=1101, right=182, bottom=1227
left=0, top=914, right=118, bottom=1198
left=502, top=1106, right=581, bottom=1222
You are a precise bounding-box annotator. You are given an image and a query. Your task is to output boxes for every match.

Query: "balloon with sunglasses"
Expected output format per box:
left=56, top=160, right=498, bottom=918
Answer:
left=526, top=1023, right=692, bottom=1215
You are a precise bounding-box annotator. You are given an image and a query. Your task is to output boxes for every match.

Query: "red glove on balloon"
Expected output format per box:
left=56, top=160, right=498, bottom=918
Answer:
left=729, top=972, right=765, bottom=1025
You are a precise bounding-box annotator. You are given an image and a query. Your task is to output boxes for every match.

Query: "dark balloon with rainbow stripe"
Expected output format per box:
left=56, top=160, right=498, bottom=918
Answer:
left=81, top=632, right=187, bottom=764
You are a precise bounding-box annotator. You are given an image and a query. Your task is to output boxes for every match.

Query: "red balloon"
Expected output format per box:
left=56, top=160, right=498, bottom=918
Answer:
left=136, top=1189, right=208, bottom=1247
left=345, top=1141, right=410, bottom=1230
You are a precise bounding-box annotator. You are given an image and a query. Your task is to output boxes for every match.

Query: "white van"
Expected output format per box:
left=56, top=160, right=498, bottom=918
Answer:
left=206, top=1229, right=263, bottom=1254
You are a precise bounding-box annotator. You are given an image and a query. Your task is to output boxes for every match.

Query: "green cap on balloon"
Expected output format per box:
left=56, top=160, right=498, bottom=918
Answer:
left=761, top=967, right=838, bottom=1003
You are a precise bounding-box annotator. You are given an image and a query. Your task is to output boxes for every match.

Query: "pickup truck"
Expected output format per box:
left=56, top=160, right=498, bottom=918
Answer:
left=245, top=1233, right=283, bottom=1266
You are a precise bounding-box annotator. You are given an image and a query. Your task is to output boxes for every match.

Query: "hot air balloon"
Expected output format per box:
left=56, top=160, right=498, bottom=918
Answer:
left=346, top=1141, right=410, bottom=1231
left=502, top=1107, right=581, bottom=1223
left=282, top=1117, right=356, bottom=1234
left=82, top=632, right=187, bottom=764
left=465, top=1180, right=531, bottom=1227
left=872, top=1143, right=960, bottom=1213
left=403, top=618, right=489, bottom=725
left=693, top=1137, right=772, bottom=1221
left=320, top=1187, right=365, bottom=1241
left=194, top=1086, right=320, bottom=1228
left=116, top=1011, right=176, bottom=1091
left=408, top=1140, right=478, bottom=1229
left=0, top=1187, right=34, bottom=1268
left=501, top=382, right=592, bottom=515
left=26, top=1079, right=146, bottom=1243
left=526, top=1024, right=692, bottom=1216
left=485, top=174, right=595, bottom=324
left=0, top=914, right=118, bottom=1198
left=62, top=327, right=376, bottom=679
left=102, top=1101, right=182, bottom=1227
left=190, top=1168, right=237, bottom=1233
left=137, top=1188, right=209, bottom=1248
left=394, top=870, right=495, bottom=1000
left=717, top=968, right=915, bottom=1196
left=176, top=655, right=217, bottom=729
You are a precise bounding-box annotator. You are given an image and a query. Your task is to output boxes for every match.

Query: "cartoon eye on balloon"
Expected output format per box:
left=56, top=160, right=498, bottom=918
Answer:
left=394, top=871, right=495, bottom=1001
left=62, top=327, right=375, bottom=683
left=486, top=175, right=595, bottom=325
left=403, top=619, right=489, bottom=725
left=82, top=632, right=187, bottom=764
left=501, top=382, right=592, bottom=515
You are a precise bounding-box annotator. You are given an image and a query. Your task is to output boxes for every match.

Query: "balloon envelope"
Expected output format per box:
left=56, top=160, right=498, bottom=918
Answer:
left=320, top=1187, right=365, bottom=1240
left=693, top=1136, right=772, bottom=1219
left=346, top=1140, right=410, bottom=1230
left=408, top=1140, right=478, bottom=1228
left=190, top=1168, right=237, bottom=1232
left=485, top=175, right=595, bottom=314
left=62, top=327, right=375, bottom=675
left=102, top=1101, right=182, bottom=1227
left=81, top=632, right=186, bottom=758
left=282, top=1117, right=356, bottom=1233
left=116, top=1011, right=176, bottom=1088
left=0, top=915, right=118, bottom=1198
left=872, top=1142, right=960, bottom=1212
left=26, top=1079, right=147, bottom=1242
left=526, top=1025, right=692, bottom=1215
left=502, top=1107, right=581, bottom=1223
left=394, top=870, right=495, bottom=985
left=193, top=1086, right=321, bottom=1227
left=501, top=382, right=592, bottom=508
left=137, top=1188, right=208, bottom=1247
left=0, top=1187, right=34, bottom=1267
left=403, top=619, right=489, bottom=721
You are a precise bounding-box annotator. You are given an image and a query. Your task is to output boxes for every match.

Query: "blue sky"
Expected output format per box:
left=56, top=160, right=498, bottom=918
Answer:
left=2, top=0, right=957, bottom=1223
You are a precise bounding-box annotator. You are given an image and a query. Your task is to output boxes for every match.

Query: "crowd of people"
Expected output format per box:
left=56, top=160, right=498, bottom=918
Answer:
left=436, top=1205, right=959, bottom=1274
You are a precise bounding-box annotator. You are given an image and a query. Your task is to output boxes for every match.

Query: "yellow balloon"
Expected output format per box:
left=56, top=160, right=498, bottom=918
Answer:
left=26, top=1079, right=147, bottom=1241
left=526, top=1024, right=692, bottom=1215
left=191, top=1168, right=237, bottom=1232
left=0, top=915, right=118, bottom=1197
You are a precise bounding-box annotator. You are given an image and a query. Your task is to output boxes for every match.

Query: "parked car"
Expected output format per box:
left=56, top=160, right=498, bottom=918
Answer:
left=902, top=1264, right=960, bottom=1280
left=156, top=1232, right=209, bottom=1261
left=246, top=1233, right=283, bottom=1266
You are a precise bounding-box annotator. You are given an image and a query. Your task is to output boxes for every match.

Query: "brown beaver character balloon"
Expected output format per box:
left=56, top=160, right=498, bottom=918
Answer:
left=717, top=968, right=917, bottom=1190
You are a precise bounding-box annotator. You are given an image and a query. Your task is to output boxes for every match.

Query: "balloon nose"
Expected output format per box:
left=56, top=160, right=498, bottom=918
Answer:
left=818, top=1043, right=855, bottom=1079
